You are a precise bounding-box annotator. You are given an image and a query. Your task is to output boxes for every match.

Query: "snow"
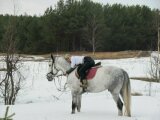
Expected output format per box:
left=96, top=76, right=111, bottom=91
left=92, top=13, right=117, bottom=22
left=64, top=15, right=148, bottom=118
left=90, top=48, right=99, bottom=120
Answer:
left=0, top=56, right=160, bottom=120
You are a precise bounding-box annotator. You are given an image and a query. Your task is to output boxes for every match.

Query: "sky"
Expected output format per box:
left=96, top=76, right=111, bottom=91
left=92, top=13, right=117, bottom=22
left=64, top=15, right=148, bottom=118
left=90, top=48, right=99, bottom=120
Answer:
left=0, top=0, right=160, bottom=16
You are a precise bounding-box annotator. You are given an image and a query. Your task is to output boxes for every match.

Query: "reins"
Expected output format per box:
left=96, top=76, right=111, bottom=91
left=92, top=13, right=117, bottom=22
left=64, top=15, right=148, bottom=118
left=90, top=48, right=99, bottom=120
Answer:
left=52, top=73, right=68, bottom=92
left=49, top=56, right=70, bottom=92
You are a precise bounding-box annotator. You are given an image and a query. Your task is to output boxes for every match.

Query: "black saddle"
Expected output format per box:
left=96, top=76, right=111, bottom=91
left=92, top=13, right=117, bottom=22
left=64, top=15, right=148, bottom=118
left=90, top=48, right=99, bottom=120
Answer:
left=94, top=62, right=101, bottom=67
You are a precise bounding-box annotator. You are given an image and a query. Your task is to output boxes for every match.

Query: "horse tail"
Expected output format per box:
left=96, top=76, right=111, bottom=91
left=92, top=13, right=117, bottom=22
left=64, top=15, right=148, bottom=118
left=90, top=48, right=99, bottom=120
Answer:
left=120, top=70, right=131, bottom=117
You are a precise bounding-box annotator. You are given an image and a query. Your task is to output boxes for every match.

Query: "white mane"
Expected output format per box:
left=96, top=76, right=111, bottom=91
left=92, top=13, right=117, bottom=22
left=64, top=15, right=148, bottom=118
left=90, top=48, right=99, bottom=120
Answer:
left=55, top=56, right=71, bottom=73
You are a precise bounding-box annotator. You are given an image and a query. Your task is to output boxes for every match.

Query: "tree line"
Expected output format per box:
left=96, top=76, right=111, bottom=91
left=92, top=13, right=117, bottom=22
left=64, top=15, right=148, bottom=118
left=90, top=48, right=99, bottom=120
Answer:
left=0, top=0, right=159, bottom=54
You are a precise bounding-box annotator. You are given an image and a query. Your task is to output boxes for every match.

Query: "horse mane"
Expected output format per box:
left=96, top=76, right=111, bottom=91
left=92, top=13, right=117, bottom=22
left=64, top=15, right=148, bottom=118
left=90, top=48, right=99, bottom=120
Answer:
left=56, top=56, right=71, bottom=72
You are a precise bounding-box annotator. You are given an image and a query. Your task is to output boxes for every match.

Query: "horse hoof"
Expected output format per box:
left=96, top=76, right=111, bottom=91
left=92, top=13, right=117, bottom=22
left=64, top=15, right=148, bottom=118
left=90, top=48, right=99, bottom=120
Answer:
left=77, top=109, right=80, bottom=112
left=118, top=111, right=123, bottom=116
left=71, top=111, right=75, bottom=114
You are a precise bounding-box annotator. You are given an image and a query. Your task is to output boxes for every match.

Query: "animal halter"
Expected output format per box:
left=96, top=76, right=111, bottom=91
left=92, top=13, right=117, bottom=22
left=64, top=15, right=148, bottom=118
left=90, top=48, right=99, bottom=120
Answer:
left=49, top=57, right=68, bottom=92
left=50, top=57, right=59, bottom=76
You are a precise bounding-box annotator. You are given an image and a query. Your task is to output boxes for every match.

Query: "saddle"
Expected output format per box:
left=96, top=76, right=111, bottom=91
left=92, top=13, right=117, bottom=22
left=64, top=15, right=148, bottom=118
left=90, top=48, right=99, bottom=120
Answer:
left=76, top=62, right=101, bottom=80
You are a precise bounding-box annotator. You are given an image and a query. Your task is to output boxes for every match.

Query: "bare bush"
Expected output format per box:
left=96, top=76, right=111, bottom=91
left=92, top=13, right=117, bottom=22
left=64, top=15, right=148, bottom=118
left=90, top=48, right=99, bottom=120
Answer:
left=149, top=52, right=160, bottom=81
left=0, top=10, right=24, bottom=105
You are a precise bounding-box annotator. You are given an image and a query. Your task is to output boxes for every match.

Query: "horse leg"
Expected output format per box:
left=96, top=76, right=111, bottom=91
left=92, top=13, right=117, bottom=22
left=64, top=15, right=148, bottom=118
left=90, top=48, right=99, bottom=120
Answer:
left=71, top=91, right=78, bottom=114
left=111, top=93, right=123, bottom=116
left=76, top=94, right=82, bottom=112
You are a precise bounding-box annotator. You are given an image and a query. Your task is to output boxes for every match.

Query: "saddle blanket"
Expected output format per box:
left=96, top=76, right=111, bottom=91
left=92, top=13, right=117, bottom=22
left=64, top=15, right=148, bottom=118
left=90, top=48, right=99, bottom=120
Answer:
left=86, top=67, right=100, bottom=80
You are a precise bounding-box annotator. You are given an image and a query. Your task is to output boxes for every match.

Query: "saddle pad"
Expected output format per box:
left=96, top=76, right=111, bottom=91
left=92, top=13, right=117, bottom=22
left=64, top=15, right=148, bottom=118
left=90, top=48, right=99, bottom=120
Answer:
left=86, top=67, right=99, bottom=80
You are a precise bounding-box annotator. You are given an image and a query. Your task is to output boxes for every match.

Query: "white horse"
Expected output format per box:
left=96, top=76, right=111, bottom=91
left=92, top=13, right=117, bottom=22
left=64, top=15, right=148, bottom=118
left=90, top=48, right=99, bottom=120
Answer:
left=46, top=55, right=131, bottom=117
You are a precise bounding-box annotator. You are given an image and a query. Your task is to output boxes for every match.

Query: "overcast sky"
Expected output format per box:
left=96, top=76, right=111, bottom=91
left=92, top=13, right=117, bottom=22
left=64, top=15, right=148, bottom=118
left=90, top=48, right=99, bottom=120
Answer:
left=0, top=0, right=160, bottom=16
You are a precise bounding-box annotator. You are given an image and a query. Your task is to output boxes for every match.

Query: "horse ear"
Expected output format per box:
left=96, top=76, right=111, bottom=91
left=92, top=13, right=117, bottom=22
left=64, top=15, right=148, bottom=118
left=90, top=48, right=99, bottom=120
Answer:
left=51, top=54, right=55, bottom=62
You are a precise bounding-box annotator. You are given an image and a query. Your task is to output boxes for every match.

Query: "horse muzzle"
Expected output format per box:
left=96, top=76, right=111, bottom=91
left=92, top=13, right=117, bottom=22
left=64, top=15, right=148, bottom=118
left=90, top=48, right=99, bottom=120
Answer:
left=46, top=73, right=54, bottom=81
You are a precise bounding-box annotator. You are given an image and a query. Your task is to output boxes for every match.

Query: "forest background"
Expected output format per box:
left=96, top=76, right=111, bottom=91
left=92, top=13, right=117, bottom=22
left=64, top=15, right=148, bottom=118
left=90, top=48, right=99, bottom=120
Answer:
left=0, top=0, right=159, bottom=54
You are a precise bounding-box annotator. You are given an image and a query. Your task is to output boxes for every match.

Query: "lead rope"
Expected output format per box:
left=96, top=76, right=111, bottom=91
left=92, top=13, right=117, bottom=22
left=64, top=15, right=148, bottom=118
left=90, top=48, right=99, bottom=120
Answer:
left=53, top=74, right=68, bottom=92
left=51, top=74, right=69, bottom=101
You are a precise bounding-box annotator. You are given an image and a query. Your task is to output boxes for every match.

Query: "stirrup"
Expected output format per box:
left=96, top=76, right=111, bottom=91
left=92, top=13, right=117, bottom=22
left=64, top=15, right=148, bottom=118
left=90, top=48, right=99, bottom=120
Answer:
left=80, top=84, right=87, bottom=93
left=80, top=84, right=87, bottom=88
left=80, top=79, right=87, bottom=88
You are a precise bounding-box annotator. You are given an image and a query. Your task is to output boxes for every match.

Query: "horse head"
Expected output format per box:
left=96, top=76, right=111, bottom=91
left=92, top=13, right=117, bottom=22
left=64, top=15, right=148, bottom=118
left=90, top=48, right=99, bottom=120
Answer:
left=46, top=54, right=58, bottom=81
left=46, top=54, right=71, bottom=81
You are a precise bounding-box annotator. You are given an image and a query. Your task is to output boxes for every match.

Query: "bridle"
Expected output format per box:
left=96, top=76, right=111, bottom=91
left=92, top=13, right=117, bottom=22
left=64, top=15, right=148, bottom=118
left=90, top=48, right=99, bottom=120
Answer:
left=50, top=57, right=59, bottom=76
left=47, top=56, right=67, bottom=92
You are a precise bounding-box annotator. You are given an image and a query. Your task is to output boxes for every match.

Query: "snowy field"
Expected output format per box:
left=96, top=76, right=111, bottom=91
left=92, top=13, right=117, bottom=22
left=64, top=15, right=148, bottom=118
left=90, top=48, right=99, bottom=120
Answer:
left=0, top=56, right=160, bottom=120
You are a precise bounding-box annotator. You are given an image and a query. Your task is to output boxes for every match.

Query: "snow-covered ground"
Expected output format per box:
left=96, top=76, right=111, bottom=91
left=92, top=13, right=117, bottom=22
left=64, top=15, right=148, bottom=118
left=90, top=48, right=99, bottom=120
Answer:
left=0, top=56, right=160, bottom=120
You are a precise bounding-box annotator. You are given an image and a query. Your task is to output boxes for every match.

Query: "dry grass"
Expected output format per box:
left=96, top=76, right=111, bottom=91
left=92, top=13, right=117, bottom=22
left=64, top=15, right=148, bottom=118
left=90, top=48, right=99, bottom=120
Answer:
left=131, top=92, right=143, bottom=96
left=40, top=50, right=150, bottom=59
left=0, top=51, right=150, bottom=60
left=130, top=77, right=160, bottom=83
